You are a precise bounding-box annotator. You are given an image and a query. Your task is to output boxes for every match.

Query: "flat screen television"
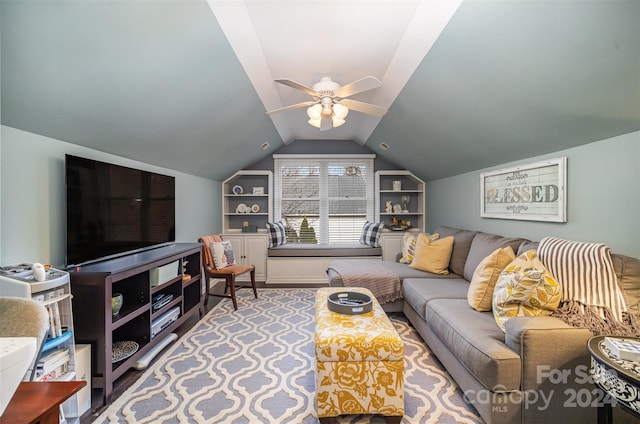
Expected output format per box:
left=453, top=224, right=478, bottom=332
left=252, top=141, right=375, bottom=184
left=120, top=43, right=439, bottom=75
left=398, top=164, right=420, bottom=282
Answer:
left=65, top=154, right=176, bottom=267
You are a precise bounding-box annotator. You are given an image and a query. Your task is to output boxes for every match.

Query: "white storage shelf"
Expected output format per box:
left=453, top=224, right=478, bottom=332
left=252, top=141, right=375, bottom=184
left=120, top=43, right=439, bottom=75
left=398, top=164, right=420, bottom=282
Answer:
left=375, top=170, right=426, bottom=232
left=0, top=265, right=80, bottom=422
left=222, top=170, right=273, bottom=233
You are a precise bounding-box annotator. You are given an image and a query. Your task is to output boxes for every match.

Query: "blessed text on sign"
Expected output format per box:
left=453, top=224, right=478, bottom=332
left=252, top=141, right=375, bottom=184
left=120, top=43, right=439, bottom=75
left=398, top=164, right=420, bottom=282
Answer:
left=481, top=157, right=566, bottom=222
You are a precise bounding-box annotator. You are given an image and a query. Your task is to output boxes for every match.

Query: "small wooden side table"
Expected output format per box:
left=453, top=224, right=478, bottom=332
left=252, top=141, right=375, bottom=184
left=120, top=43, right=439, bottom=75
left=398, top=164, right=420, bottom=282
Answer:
left=588, top=335, right=640, bottom=424
left=0, top=381, right=86, bottom=424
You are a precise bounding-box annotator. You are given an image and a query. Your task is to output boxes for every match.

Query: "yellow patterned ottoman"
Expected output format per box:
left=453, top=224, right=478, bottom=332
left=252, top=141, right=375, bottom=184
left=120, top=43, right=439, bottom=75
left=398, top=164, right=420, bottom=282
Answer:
left=315, top=287, right=404, bottom=424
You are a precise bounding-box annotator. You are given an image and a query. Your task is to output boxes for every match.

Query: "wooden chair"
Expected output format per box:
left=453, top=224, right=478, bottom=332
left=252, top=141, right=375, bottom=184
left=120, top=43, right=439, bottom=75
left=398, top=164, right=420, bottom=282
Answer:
left=199, top=235, right=257, bottom=311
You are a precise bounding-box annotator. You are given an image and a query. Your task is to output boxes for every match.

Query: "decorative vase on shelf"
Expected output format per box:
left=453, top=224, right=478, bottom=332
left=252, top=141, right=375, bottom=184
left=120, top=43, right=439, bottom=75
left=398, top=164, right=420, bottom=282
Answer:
left=112, top=293, right=123, bottom=316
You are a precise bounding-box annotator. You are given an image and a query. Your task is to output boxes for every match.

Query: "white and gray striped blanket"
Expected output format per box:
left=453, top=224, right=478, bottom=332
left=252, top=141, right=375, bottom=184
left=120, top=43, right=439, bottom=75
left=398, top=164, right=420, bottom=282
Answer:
left=327, top=260, right=402, bottom=305
left=538, top=236, right=639, bottom=336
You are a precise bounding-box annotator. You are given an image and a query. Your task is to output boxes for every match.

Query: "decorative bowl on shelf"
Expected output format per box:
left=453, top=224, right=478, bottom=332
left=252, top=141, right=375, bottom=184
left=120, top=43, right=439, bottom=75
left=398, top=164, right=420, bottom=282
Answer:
left=388, top=225, right=410, bottom=231
left=112, top=293, right=123, bottom=316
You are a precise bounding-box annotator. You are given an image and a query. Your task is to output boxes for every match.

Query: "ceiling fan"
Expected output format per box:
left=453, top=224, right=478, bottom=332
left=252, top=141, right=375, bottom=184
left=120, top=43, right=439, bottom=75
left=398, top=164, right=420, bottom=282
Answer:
left=266, top=76, right=388, bottom=131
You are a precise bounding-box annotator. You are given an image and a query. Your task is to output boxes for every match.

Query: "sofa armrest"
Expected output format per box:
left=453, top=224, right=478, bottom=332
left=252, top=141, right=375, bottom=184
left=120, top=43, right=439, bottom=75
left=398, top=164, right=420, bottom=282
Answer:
left=505, top=316, right=593, bottom=392
left=504, top=317, right=597, bottom=423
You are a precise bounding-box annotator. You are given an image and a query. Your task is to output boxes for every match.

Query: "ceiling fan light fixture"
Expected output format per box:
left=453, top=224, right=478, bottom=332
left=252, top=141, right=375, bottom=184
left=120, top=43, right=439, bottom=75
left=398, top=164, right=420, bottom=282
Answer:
left=308, top=117, right=322, bottom=128
left=307, top=104, right=322, bottom=120
left=333, top=103, right=349, bottom=119
left=332, top=116, right=346, bottom=128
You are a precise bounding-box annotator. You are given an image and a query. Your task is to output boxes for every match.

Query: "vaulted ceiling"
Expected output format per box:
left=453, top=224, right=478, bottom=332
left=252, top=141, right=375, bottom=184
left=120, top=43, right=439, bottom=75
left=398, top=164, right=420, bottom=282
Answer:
left=2, top=1, right=638, bottom=182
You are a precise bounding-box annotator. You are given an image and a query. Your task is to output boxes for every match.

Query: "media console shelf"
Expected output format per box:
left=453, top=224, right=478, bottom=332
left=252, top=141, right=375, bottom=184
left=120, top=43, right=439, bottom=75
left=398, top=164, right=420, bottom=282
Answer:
left=69, top=243, right=202, bottom=405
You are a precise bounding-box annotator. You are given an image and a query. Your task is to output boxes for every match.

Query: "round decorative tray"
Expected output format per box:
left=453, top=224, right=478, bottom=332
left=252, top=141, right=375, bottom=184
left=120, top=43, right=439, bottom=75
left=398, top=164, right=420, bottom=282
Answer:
left=327, top=292, right=372, bottom=315
left=112, top=340, right=139, bottom=363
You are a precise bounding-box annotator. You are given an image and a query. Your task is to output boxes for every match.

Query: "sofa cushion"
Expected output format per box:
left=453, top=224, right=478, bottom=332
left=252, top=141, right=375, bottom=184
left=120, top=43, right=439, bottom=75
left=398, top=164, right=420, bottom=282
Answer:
left=467, top=246, right=516, bottom=311
left=426, top=298, right=522, bottom=392
left=402, top=278, right=470, bottom=320
left=612, top=254, right=640, bottom=319
left=463, top=232, right=528, bottom=281
left=409, top=235, right=454, bottom=274
left=435, top=226, right=478, bottom=276
left=268, top=243, right=381, bottom=257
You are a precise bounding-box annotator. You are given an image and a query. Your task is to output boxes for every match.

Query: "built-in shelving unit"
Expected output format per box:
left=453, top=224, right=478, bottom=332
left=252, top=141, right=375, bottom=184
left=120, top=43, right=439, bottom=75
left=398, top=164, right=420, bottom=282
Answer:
left=69, top=243, right=202, bottom=405
left=222, top=170, right=273, bottom=233
left=375, top=170, right=425, bottom=231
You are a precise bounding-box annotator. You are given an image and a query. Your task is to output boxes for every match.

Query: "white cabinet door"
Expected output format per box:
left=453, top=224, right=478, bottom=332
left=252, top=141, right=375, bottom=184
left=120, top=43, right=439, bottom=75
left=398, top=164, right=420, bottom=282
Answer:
left=244, top=235, right=268, bottom=281
left=380, top=232, right=405, bottom=262
left=223, top=234, right=268, bottom=282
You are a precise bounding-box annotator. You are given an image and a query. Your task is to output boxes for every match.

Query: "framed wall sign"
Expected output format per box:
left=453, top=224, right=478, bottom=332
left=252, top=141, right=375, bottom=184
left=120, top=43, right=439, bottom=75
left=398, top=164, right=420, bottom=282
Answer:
left=480, top=157, right=567, bottom=222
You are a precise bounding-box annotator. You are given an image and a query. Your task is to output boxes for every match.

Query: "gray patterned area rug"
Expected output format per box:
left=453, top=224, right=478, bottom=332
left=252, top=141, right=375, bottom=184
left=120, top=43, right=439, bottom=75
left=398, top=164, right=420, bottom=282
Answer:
left=95, top=289, right=481, bottom=423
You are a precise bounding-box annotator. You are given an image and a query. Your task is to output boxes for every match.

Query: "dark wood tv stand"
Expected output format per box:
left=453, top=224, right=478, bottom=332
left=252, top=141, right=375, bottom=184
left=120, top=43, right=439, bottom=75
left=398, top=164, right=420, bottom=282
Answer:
left=69, top=243, right=203, bottom=405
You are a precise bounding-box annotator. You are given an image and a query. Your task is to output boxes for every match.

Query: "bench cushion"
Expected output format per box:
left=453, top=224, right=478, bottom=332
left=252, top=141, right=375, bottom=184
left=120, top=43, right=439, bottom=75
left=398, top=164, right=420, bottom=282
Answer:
left=268, top=243, right=381, bottom=257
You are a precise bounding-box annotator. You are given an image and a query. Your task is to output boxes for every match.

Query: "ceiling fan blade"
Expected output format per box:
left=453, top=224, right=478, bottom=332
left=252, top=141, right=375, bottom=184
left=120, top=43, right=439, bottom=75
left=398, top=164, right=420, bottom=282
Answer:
left=274, top=79, right=319, bottom=97
left=265, top=101, right=316, bottom=116
left=341, top=99, right=388, bottom=117
left=320, top=114, right=332, bottom=131
left=333, top=76, right=382, bottom=98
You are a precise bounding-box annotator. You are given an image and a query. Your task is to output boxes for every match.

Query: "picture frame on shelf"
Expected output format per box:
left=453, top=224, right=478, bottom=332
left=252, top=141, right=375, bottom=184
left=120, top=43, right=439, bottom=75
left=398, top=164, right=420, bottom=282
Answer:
left=252, top=187, right=264, bottom=195
left=480, top=157, right=567, bottom=222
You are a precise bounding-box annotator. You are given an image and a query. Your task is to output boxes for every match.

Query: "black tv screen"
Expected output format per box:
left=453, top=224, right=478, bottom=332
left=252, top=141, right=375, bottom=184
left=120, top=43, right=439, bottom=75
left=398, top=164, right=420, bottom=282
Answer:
left=65, top=155, right=176, bottom=267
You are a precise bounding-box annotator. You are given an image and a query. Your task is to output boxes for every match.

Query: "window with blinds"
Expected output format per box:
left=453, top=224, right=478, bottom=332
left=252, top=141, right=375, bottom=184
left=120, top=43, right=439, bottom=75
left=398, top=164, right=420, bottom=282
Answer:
left=274, top=155, right=375, bottom=244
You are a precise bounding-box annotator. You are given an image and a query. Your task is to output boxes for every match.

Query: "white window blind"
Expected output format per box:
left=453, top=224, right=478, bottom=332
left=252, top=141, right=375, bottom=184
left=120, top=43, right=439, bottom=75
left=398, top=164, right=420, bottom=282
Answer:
left=274, top=155, right=375, bottom=244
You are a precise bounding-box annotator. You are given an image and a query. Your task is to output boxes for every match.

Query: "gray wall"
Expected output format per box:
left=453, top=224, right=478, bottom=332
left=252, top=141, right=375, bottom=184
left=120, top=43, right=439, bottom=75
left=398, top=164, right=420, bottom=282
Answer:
left=0, top=125, right=221, bottom=267
left=247, top=139, right=400, bottom=172
left=426, top=131, right=640, bottom=257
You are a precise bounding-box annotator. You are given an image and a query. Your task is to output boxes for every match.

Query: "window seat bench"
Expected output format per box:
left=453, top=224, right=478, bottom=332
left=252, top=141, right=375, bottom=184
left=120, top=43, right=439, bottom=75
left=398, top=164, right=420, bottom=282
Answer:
left=266, top=243, right=382, bottom=285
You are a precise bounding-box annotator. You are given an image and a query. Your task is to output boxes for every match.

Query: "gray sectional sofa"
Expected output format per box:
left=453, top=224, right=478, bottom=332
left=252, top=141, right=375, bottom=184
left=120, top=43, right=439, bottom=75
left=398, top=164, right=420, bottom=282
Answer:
left=327, top=225, right=640, bottom=424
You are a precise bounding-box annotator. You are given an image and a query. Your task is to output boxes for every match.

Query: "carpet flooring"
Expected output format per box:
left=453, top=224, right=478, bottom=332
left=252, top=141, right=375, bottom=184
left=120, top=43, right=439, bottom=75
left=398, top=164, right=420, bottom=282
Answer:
left=94, top=289, right=481, bottom=423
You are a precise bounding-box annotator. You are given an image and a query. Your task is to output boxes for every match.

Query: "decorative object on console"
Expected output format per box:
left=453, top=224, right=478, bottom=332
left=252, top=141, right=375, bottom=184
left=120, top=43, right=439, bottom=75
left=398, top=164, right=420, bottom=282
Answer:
left=32, top=263, right=46, bottom=282
left=112, top=341, right=139, bottom=363
left=359, top=221, right=384, bottom=248
left=111, top=293, right=123, bottom=316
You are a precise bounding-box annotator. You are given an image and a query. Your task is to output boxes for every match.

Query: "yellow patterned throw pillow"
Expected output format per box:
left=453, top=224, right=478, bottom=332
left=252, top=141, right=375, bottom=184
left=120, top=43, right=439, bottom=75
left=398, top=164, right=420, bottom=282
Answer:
left=409, top=234, right=454, bottom=275
left=492, top=249, right=562, bottom=331
left=467, top=246, right=516, bottom=311
left=399, top=232, right=438, bottom=264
